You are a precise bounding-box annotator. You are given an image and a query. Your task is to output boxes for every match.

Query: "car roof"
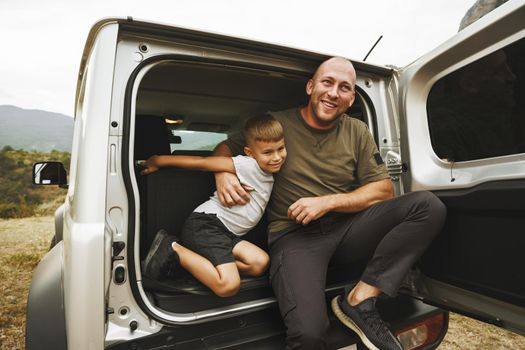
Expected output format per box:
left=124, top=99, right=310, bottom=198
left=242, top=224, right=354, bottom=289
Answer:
left=76, top=17, right=394, bottom=102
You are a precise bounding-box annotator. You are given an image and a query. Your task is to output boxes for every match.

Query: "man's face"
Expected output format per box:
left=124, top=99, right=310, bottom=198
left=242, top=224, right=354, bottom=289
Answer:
left=305, top=58, right=356, bottom=129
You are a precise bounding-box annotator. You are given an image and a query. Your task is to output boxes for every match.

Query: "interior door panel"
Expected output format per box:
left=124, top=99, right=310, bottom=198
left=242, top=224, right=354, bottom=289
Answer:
left=422, top=180, right=525, bottom=307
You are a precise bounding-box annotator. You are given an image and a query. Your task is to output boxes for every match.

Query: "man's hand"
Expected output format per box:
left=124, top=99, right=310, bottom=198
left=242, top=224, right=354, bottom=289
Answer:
left=287, top=196, right=332, bottom=225
left=287, top=179, right=394, bottom=224
left=215, top=172, right=252, bottom=208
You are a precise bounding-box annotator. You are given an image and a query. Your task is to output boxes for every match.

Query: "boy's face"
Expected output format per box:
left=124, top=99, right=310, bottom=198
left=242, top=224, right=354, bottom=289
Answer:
left=244, top=138, right=287, bottom=174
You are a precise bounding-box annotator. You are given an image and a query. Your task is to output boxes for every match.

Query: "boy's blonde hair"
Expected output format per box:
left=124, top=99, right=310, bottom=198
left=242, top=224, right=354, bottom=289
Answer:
left=244, top=114, right=284, bottom=146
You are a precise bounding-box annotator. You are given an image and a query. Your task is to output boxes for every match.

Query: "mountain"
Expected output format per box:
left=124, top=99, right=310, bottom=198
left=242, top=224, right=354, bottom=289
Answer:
left=0, top=105, right=73, bottom=152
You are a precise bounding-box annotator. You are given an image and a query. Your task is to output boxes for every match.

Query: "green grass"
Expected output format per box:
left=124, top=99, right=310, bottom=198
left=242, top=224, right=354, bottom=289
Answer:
left=3, top=253, right=43, bottom=269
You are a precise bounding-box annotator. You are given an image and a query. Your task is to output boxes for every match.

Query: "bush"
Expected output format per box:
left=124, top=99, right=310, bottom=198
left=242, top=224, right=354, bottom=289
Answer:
left=0, top=149, right=70, bottom=218
left=0, top=202, right=21, bottom=218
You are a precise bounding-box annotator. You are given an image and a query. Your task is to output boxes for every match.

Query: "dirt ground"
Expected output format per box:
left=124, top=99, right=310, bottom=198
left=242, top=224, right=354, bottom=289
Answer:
left=1, top=216, right=524, bottom=350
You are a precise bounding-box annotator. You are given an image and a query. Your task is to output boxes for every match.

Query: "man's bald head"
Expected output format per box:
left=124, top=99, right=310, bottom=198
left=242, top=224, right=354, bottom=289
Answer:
left=312, top=57, right=357, bottom=87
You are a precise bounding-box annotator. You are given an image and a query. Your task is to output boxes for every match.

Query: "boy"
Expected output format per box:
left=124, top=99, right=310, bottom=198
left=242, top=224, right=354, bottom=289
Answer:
left=141, top=114, right=286, bottom=297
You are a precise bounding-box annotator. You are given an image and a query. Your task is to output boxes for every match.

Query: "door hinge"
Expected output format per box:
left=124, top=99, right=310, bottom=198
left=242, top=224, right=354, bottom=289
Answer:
left=385, top=151, right=403, bottom=180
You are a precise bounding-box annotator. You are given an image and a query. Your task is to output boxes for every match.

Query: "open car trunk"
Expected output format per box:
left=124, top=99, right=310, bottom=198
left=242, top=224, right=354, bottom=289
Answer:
left=104, top=19, right=448, bottom=349
left=132, top=60, right=373, bottom=314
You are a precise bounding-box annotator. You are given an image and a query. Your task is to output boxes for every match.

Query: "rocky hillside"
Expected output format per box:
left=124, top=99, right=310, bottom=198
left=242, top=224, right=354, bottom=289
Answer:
left=459, top=0, right=509, bottom=30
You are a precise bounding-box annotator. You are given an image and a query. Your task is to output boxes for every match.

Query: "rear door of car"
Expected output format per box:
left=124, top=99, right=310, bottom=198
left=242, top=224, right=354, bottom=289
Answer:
left=397, top=0, right=525, bottom=335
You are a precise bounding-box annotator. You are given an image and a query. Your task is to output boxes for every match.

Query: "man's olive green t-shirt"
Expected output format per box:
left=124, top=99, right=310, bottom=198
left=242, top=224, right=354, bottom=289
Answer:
left=224, top=108, right=389, bottom=234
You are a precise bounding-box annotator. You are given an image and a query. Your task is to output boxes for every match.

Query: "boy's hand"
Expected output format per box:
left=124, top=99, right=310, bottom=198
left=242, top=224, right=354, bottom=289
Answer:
left=140, top=156, right=160, bottom=175
left=215, top=172, right=252, bottom=208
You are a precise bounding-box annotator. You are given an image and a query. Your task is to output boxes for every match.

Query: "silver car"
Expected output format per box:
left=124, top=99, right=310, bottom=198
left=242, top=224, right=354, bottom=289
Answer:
left=28, top=1, right=525, bottom=348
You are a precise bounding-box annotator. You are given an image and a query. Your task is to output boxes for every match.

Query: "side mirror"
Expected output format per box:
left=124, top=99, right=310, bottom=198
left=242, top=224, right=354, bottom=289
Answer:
left=33, top=162, right=68, bottom=187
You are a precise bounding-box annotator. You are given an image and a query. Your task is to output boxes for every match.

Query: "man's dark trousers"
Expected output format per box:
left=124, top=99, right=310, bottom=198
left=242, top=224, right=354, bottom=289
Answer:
left=268, top=191, right=447, bottom=349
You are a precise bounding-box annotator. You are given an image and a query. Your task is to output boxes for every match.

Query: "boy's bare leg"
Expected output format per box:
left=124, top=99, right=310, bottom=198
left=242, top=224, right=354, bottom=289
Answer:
left=232, top=241, right=269, bottom=276
left=172, top=243, right=240, bottom=297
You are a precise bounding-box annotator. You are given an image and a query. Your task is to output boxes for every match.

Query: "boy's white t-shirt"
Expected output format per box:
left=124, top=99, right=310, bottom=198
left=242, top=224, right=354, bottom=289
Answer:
left=193, top=155, right=274, bottom=236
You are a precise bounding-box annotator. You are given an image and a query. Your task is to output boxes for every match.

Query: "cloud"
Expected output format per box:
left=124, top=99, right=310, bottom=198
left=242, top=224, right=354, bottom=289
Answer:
left=0, top=0, right=475, bottom=114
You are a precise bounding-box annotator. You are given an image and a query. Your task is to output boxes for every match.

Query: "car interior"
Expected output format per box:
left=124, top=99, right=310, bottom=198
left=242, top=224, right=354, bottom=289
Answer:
left=132, top=60, right=373, bottom=313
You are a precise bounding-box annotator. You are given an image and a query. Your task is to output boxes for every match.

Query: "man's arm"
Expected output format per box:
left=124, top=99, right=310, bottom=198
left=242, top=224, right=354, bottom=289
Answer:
left=213, top=142, right=234, bottom=157
left=140, top=154, right=235, bottom=175
left=287, top=178, right=394, bottom=225
left=212, top=142, right=251, bottom=207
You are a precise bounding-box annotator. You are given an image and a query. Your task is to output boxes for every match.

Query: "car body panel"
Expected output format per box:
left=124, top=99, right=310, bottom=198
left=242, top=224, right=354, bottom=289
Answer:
left=398, top=0, right=525, bottom=335
left=25, top=242, right=67, bottom=350
left=64, top=23, right=119, bottom=349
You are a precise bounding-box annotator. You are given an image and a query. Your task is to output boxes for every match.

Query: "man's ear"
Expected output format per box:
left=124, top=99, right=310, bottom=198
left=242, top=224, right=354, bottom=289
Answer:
left=348, top=92, right=356, bottom=108
left=306, top=79, right=313, bottom=96
left=244, top=146, right=253, bottom=157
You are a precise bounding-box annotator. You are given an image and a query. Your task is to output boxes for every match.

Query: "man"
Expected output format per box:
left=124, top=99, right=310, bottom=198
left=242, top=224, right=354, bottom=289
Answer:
left=214, top=57, right=446, bottom=350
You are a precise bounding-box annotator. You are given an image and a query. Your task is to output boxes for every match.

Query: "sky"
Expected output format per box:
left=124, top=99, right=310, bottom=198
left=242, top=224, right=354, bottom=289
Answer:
left=0, top=0, right=476, bottom=117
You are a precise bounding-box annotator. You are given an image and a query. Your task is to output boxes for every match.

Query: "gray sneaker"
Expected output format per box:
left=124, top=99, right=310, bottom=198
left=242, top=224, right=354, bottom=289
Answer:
left=331, top=290, right=403, bottom=350
left=142, top=229, right=180, bottom=281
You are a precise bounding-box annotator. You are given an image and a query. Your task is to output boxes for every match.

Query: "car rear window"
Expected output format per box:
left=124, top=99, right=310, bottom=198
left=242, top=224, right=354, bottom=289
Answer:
left=426, top=37, right=525, bottom=162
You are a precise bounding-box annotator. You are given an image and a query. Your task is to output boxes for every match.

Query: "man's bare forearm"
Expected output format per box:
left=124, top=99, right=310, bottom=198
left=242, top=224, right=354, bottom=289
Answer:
left=287, top=178, right=394, bottom=225
left=324, top=179, right=394, bottom=213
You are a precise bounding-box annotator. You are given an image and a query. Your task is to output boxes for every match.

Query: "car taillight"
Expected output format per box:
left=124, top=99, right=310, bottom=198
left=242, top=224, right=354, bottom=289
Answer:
left=395, top=313, right=446, bottom=350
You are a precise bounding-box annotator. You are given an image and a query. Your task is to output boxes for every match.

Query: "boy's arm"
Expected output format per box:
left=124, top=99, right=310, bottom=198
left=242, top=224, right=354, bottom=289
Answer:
left=141, top=154, right=235, bottom=175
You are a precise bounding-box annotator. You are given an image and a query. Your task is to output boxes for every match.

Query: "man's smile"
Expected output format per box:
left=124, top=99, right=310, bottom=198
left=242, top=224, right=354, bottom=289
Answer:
left=321, top=99, right=337, bottom=109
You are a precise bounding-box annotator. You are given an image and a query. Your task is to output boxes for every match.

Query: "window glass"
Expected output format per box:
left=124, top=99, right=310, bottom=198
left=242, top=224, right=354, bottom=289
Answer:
left=169, top=130, right=227, bottom=152
left=427, top=38, right=525, bottom=162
